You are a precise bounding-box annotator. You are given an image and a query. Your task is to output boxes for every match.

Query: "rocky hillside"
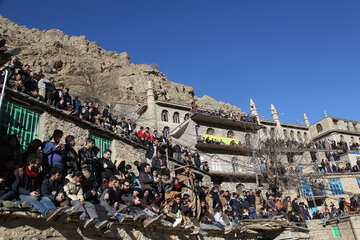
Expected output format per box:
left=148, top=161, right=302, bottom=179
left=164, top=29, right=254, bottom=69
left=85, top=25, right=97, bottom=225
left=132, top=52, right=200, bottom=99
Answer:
left=0, top=15, right=241, bottom=115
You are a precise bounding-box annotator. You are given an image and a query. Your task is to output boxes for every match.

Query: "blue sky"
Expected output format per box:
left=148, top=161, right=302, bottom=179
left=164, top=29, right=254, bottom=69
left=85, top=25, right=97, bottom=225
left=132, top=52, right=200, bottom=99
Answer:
left=1, top=0, right=359, bottom=124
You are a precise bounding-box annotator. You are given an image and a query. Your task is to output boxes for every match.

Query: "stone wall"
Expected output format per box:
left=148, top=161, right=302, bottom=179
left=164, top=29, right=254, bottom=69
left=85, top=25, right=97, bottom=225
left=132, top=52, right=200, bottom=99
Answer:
left=0, top=212, right=292, bottom=240
left=0, top=213, right=222, bottom=240
left=306, top=218, right=356, bottom=240
left=39, top=112, right=90, bottom=151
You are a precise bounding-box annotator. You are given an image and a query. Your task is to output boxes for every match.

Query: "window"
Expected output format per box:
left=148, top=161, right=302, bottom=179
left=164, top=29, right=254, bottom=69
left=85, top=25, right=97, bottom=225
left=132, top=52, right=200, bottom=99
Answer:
left=195, top=125, right=200, bottom=136
left=345, top=121, right=350, bottom=131
left=283, top=129, right=288, bottom=139
left=206, top=128, right=215, bottom=135
left=297, top=131, right=302, bottom=140
left=270, top=128, right=275, bottom=139
left=161, top=110, right=168, bottom=122
left=316, top=124, right=323, bottom=133
left=262, top=128, right=268, bottom=137
left=354, top=123, right=358, bottom=132
left=301, top=180, right=313, bottom=196
left=310, top=152, right=317, bottom=162
left=232, top=157, right=240, bottom=172
left=173, top=112, right=180, bottom=123
left=328, top=178, right=345, bottom=196
left=227, top=131, right=235, bottom=138
left=89, top=133, right=112, bottom=158
left=304, top=132, right=308, bottom=142
left=290, top=130, right=295, bottom=141
left=211, top=155, right=223, bottom=172
left=356, top=177, right=360, bottom=188
left=287, top=153, right=294, bottom=163
left=0, top=99, right=41, bottom=149
left=245, top=133, right=252, bottom=147
left=184, top=113, right=190, bottom=121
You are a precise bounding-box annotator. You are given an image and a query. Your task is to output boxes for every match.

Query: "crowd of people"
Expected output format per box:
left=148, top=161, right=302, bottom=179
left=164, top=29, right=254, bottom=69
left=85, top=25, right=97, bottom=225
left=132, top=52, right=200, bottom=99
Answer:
left=312, top=159, right=360, bottom=174
left=3, top=127, right=358, bottom=233
left=191, top=104, right=258, bottom=124
left=308, top=138, right=359, bottom=153
left=2, top=41, right=360, bottom=235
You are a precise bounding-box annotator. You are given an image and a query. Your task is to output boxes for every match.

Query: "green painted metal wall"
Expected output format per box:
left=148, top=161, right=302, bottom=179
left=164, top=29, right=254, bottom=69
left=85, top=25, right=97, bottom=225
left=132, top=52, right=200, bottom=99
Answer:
left=89, top=133, right=112, bottom=158
left=0, top=99, right=41, bottom=149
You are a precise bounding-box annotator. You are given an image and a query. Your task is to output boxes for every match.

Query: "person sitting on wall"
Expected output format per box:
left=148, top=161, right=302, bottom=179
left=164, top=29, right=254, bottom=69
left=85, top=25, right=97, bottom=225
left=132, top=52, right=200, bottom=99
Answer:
left=99, top=149, right=116, bottom=183
left=12, top=154, right=64, bottom=220
left=63, top=171, right=108, bottom=229
left=99, top=175, right=123, bottom=222
left=41, top=166, right=79, bottom=215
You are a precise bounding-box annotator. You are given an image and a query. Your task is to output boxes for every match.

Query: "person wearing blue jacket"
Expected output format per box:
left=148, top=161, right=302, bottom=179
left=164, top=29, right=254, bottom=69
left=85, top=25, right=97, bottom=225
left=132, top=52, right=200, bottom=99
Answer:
left=42, top=130, right=64, bottom=172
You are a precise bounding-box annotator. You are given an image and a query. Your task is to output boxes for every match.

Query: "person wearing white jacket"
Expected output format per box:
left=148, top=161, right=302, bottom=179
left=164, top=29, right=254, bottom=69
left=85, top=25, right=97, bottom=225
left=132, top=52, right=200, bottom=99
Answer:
left=63, top=171, right=108, bottom=229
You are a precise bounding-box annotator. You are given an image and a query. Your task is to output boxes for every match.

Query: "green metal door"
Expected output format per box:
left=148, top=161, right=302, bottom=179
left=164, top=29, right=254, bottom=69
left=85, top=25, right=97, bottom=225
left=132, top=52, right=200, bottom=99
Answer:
left=89, top=133, right=112, bottom=158
left=0, top=99, right=41, bottom=149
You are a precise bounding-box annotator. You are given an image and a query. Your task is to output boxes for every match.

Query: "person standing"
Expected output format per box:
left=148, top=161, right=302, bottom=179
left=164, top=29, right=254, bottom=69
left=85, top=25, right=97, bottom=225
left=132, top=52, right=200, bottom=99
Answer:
left=42, top=130, right=64, bottom=172
left=37, top=75, right=51, bottom=101
left=78, top=138, right=98, bottom=177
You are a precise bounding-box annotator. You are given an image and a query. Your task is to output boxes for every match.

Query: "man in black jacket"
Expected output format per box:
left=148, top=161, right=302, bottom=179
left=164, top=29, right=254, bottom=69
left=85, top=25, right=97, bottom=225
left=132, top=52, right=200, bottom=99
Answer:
left=146, top=139, right=160, bottom=161
left=151, top=150, right=167, bottom=172
left=63, top=135, right=80, bottom=175
left=41, top=166, right=68, bottom=207
left=12, top=154, right=63, bottom=220
left=192, top=150, right=201, bottom=168
left=100, top=149, right=116, bottom=183
left=41, top=166, right=79, bottom=214
left=46, top=77, right=56, bottom=106
left=139, top=164, right=159, bottom=190
left=211, top=186, right=223, bottom=210
left=78, top=138, right=97, bottom=175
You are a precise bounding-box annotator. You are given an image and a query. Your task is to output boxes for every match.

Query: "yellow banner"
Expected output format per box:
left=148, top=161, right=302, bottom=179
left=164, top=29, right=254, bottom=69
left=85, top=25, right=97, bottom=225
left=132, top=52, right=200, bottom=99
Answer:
left=203, top=134, right=239, bottom=145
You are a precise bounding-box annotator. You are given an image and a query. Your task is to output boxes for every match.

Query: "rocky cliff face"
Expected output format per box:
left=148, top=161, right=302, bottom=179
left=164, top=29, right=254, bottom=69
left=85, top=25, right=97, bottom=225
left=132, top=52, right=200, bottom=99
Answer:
left=0, top=15, right=241, bottom=114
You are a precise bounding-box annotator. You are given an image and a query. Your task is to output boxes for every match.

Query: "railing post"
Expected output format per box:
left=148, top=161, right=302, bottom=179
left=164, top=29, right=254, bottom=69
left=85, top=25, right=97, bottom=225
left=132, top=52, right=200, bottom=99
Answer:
left=0, top=69, right=9, bottom=112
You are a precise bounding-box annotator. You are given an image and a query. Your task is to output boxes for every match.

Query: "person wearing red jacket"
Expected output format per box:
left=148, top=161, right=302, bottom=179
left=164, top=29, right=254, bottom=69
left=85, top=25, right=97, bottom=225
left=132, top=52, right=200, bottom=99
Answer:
left=137, top=127, right=144, bottom=138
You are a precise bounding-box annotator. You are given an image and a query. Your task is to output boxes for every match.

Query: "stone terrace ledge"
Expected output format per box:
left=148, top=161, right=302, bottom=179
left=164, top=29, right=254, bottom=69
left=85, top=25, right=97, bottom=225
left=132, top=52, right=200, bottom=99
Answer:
left=3, top=87, right=210, bottom=179
left=0, top=208, right=304, bottom=240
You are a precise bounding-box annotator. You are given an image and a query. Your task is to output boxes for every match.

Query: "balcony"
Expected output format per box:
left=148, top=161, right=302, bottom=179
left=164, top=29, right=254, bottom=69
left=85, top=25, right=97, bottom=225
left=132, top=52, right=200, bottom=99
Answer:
left=195, top=142, right=254, bottom=155
left=196, top=134, right=254, bottom=155
left=301, top=180, right=328, bottom=200
left=191, top=113, right=262, bottom=132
